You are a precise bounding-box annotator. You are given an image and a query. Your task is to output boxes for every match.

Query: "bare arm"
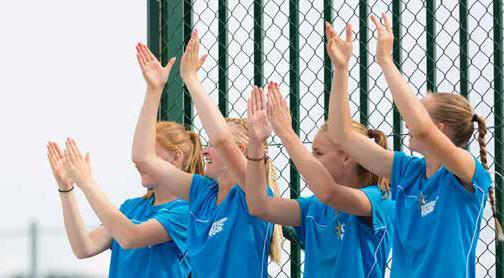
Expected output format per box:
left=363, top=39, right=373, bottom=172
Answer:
left=325, top=22, right=394, bottom=179
left=268, top=83, right=373, bottom=216
left=131, top=43, right=193, bottom=199
left=180, top=30, right=247, bottom=185
left=244, top=85, right=301, bottom=226
left=63, top=139, right=173, bottom=250
left=371, top=14, right=475, bottom=186
left=47, top=142, right=111, bottom=258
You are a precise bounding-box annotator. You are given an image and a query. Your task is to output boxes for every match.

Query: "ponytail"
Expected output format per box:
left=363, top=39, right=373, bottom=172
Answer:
left=266, top=158, right=283, bottom=264
left=472, top=114, right=503, bottom=241
left=366, top=129, right=390, bottom=195
left=188, top=131, right=204, bottom=175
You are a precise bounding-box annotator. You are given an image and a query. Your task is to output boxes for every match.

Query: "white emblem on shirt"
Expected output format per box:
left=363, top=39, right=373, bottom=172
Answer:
left=335, top=222, right=346, bottom=240
left=208, top=217, right=228, bottom=237
left=419, top=194, right=438, bottom=217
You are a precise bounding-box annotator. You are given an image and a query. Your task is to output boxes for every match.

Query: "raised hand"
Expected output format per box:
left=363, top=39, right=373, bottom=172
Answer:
left=325, top=22, right=353, bottom=69
left=47, top=141, right=73, bottom=190
left=136, top=43, right=176, bottom=90
left=247, top=86, right=272, bottom=144
left=266, top=82, right=293, bottom=137
left=63, top=138, right=93, bottom=189
left=370, top=13, right=394, bottom=66
left=180, top=30, right=208, bottom=81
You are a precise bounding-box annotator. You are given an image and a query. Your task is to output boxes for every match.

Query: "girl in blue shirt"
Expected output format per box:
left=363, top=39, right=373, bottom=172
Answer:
left=131, top=33, right=282, bottom=278
left=47, top=46, right=203, bottom=278
left=243, top=77, right=394, bottom=278
left=327, top=14, right=502, bottom=278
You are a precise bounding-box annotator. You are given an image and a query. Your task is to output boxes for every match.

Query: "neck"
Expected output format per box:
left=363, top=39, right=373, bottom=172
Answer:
left=216, top=174, right=236, bottom=204
left=152, top=186, right=178, bottom=205
left=340, top=172, right=367, bottom=189
left=424, top=155, right=442, bottom=178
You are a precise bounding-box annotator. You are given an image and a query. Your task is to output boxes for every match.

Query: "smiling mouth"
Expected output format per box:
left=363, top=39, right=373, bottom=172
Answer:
left=205, top=158, right=213, bottom=165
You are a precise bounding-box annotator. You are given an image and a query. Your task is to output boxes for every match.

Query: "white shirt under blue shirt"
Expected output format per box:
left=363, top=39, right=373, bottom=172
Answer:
left=187, top=174, right=274, bottom=278
left=295, top=185, right=394, bottom=278
left=391, top=152, right=491, bottom=278
left=109, top=196, right=190, bottom=278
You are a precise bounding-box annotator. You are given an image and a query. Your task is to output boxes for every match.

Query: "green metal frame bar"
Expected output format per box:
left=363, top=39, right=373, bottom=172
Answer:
left=359, top=0, right=369, bottom=126
left=254, top=0, right=264, bottom=87
left=289, top=0, right=301, bottom=277
left=426, top=0, right=437, bottom=92
left=183, top=0, right=193, bottom=128
left=459, top=0, right=469, bottom=99
left=323, top=0, right=333, bottom=120
left=494, top=0, right=504, bottom=274
left=392, top=1, right=402, bottom=151
left=219, top=0, right=229, bottom=116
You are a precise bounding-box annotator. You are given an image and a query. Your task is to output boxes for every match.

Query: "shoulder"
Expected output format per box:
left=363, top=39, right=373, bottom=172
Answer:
left=119, top=196, right=147, bottom=212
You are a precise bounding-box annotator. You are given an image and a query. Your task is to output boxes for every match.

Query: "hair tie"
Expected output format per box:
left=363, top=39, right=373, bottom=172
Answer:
left=472, top=114, right=478, bottom=122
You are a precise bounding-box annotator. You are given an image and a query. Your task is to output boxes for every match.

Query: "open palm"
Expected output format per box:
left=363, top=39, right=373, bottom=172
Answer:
left=248, top=86, right=272, bottom=143
left=47, top=142, right=73, bottom=190
left=136, top=43, right=176, bottom=89
left=325, top=22, right=353, bottom=68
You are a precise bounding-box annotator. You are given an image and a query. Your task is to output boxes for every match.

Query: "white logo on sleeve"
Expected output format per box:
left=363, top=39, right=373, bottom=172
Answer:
left=419, top=193, right=438, bottom=217
left=208, top=217, right=228, bottom=237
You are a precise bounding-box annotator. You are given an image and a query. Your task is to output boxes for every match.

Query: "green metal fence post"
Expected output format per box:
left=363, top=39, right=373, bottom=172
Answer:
left=392, top=1, right=402, bottom=151
left=494, top=0, right=504, bottom=275
left=218, top=0, right=229, bottom=116
left=183, top=0, right=193, bottom=128
left=459, top=0, right=469, bottom=99
left=359, top=0, right=369, bottom=126
left=289, top=0, right=301, bottom=277
left=426, top=0, right=437, bottom=92
left=323, top=0, right=333, bottom=119
left=254, top=0, right=264, bottom=87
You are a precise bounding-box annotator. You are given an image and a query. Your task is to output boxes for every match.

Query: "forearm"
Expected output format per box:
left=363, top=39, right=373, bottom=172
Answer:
left=183, top=76, right=234, bottom=145
left=278, top=130, right=338, bottom=199
left=80, top=180, right=139, bottom=248
left=245, top=140, right=269, bottom=215
left=327, top=67, right=354, bottom=144
left=132, top=88, right=163, bottom=163
left=380, top=61, right=434, bottom=135
left=59, top=192, right=103, bottom=258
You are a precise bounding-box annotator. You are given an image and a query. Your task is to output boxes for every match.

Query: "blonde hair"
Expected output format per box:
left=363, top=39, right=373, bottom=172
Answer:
left=144, top=121, right=204, bottom=199
left=225, top=118, right=283, bottom=264
left=320, top=121, right=390, bottom=194
left=429, top=92, right=503, bottom=241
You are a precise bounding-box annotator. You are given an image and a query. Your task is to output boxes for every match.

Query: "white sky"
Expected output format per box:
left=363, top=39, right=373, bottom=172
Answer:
left=0, top=1, right=147, bottom=275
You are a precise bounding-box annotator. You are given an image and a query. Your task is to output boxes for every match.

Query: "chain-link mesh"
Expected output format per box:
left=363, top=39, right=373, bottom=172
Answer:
left=157, top=0, right=503, bottom=277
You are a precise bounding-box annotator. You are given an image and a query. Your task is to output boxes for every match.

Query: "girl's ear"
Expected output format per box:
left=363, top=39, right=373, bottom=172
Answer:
left=238, top=143, right=247, bottom=154
left=173, top=149, right=184, bottom=164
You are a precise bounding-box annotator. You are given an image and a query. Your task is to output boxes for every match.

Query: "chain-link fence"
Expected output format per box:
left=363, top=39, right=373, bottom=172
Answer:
left=150, top=0, right=504, bottom=277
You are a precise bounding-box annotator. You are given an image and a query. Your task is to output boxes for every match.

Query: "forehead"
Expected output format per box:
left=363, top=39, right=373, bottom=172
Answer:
left=313, top=130, right=335, bottom=148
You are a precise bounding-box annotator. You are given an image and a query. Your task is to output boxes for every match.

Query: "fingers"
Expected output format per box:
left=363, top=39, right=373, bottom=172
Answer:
left=259, top=87, right=266, bottom=111
left=370, top=15, right=383, bottom=31
left=143, top=44, right=158, bottom=62
left=254, top=86, right=261, bottom=112
left=382, top=13, right=392, bottom=31
left=65, top=138, right=82, bottom=166
left=250, top=87, right=257, bottom=114
left=47, top=143, right=58, bottom=169
left=137, top=43, right=149, bottom=64
left=325, top=22, right=335, bottom=41
left=345, top=24, right=353, bottom=43
left=136, top=44, right=147, bottom=68
left=247, top=96, right=253, bottom=119
left=140, top=44, right=154, bottom=63
left=199, top=54, right=208, bottom=68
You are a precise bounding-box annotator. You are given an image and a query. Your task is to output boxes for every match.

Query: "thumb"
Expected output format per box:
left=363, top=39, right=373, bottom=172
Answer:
left=165, top=57, right=177, bottom=71
left=198, top=54, right=208, bottom=68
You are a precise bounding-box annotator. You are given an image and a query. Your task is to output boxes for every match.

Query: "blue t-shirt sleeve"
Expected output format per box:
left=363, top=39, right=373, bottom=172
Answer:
left=449, top=156, right=492, bottom=199
left=294, top=197, right=314, bottom=246
left=154, top=204, right=189, bottom=252
left=189, top=174, right=216, bottom=203
left=360, top=186, right=394, bottom=234
left=391, top=152, right=419, bottom=199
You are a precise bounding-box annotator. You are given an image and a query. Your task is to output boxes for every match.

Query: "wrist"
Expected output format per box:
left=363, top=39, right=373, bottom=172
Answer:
left=378, top=56, right=394, bottom=67
left=181, top=72, right=199, bottom=83
left=76, top=177, right=96, bottom=191
left=146, top=85, right=165, bottom=93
